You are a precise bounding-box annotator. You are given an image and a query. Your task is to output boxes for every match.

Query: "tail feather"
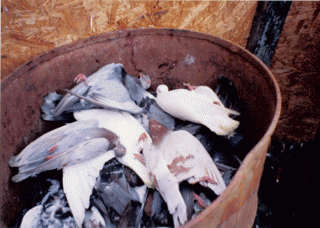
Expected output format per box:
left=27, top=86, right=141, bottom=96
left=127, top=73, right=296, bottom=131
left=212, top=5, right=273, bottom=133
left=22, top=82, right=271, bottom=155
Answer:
left=9, top=156, right=19, bottom=167
left=41, top=92, right=75, bottom=121
left=201, top=114, right=239, bottom=136
left=11, top=172, right=32, bottom=182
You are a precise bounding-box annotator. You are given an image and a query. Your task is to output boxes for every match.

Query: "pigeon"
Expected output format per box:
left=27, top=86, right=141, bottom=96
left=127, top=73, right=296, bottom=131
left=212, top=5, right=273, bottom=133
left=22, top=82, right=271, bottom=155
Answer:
left=9, top=119, right=126, bottom=182
left=122, top=71, right=176, bottom=132
left=156, top=84, right=240, bottom=136
left=20, top=179, right=77, bottom=228
left=9, top=119, right=126, bottom=227
left=41, top=63, right=146, bottom=121
left=93, top=158, right=141, bottom=216
left=73, top=109, right=153, bottom=188
left=141, top=119, right=226, bottom=227
left=20, top=179, right=106, bottom=228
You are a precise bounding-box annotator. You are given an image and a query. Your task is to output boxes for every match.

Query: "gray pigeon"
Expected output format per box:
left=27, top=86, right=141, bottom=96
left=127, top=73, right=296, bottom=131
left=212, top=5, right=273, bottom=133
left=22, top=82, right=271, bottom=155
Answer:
left=9, top=119, right=126, bottom=182
left=20, top=179, right=77, bottom=228
left=41, top=63, right=146, bottom=121
left=122, top=71, right=176, bottom=132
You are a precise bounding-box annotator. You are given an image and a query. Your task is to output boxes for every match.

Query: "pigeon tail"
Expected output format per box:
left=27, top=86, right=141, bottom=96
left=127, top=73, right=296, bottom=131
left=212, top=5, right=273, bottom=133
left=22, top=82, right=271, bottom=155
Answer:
left=8, top=156, right=19, bottom=167
left=11, top=172, right=33, bottom=182
left=41, top=92, right=74, bottom=121
left=201, top=115, right=239, bottom=136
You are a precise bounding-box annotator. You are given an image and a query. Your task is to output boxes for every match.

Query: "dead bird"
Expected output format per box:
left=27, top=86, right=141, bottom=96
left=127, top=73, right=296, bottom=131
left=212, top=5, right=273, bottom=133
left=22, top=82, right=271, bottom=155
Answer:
left=9, top=119, right=125, bottom=182
left=156, top=84, right=239, bottom=136
left=139, top=119, right=226, bottom=227
left=20, top=179, right=77, bottom=228
left=41, top=63, right=151, bottom=121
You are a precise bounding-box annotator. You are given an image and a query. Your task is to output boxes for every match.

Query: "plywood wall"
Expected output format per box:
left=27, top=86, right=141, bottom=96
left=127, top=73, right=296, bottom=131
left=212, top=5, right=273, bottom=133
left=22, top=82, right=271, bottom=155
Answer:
left=1, top=0, right=258, bottom=79
left=270, top=1, right=320, bottom=142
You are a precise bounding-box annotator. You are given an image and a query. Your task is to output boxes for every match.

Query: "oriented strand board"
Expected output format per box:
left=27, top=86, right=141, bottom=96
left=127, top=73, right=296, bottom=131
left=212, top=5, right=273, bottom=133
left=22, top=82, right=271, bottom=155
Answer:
left=270, top=1, right=320, bottom=142
left=1, top=0, right=257, bottom=79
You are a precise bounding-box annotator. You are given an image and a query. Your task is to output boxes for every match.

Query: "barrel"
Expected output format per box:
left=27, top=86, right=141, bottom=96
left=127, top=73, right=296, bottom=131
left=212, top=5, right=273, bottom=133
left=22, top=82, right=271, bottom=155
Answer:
left=0, top=29, right=281, bottom=227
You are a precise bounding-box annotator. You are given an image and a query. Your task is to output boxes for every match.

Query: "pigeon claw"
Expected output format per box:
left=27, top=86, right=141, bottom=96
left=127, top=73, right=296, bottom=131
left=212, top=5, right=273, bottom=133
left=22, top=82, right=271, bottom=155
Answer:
left=183, top=82, right=197, bottom=91
left=193, top=193, right=207, bottom=208
left=45, top=155, right=55, bottom=161
left=49, top=145, right=58, bottom=153
left=199, top=176, right=217, bottom=186
left=139, top=73, right=145, bottom=78
left=74, top=73, right=88, bottom=86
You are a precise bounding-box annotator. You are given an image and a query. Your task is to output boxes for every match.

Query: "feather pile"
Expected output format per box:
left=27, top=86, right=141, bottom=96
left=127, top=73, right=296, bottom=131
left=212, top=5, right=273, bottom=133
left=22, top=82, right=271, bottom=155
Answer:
left=9, top=63, right=246, bottom=228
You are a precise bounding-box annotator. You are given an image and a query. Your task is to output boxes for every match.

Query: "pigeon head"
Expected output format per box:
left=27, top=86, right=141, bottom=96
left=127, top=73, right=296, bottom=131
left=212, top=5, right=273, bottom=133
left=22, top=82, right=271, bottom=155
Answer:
left=139, top=73, right=152, bottom=90
left=156, top=85, right=169, bottom=96
left=114, top=139, right=126, bottom=157
left=149, top=119, right=171, bottom=146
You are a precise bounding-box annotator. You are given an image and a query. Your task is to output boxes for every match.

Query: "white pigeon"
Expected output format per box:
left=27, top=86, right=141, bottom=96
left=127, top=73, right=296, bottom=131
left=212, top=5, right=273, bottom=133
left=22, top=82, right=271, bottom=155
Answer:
left=73, top=109, right=153, bottom=188
left=156, top=84, right=240, bottom=136
left=141, top=119, right=226, bottom=227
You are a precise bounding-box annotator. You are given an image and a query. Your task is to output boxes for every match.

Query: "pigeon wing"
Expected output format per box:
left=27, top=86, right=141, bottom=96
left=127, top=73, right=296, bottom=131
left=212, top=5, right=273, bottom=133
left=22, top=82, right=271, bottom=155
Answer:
left=63, top=150, right=116, bottom=227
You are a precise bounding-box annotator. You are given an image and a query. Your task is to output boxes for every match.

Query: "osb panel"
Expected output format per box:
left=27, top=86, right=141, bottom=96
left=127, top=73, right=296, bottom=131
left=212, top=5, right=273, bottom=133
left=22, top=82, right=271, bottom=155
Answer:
left=1, top=0, right=257, bottom=79
left=270, top=1, right=320, bottom=142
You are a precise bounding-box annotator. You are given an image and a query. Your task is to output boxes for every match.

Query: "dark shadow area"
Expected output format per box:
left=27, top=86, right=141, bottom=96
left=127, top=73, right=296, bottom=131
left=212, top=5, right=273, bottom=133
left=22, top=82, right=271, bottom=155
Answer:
left=254, top=130, right=320, bottom=227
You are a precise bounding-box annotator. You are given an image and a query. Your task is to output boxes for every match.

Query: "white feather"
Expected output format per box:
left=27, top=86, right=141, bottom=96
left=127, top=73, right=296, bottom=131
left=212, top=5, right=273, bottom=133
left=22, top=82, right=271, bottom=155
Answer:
left=74, top=109, right=153, bottom=187
left=20, top=205, right=42, bottom=228
left=63, top=150, right=115, bottom=227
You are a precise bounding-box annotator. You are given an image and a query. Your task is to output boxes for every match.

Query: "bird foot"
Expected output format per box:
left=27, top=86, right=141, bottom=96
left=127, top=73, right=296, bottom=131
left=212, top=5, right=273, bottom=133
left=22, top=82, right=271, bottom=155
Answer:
left=134, top=153, right=146, bottom=166
left=193, top=193, right=207, bottom=208
left=139, top=73, right=146, bottom=78
left=49, top=145, right=58, bottom=153
left=45, top=155, right=55, bottom=161
left=74, top=73, right=88, bottom=86
left=183, top=82, right=197, bottom=91
left=199, top=176, right=217, bottom=187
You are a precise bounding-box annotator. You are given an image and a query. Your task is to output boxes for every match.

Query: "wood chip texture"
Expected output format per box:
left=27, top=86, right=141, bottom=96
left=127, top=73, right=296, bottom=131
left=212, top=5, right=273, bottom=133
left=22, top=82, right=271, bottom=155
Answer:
left=1, top=0, right=257, bottom=79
